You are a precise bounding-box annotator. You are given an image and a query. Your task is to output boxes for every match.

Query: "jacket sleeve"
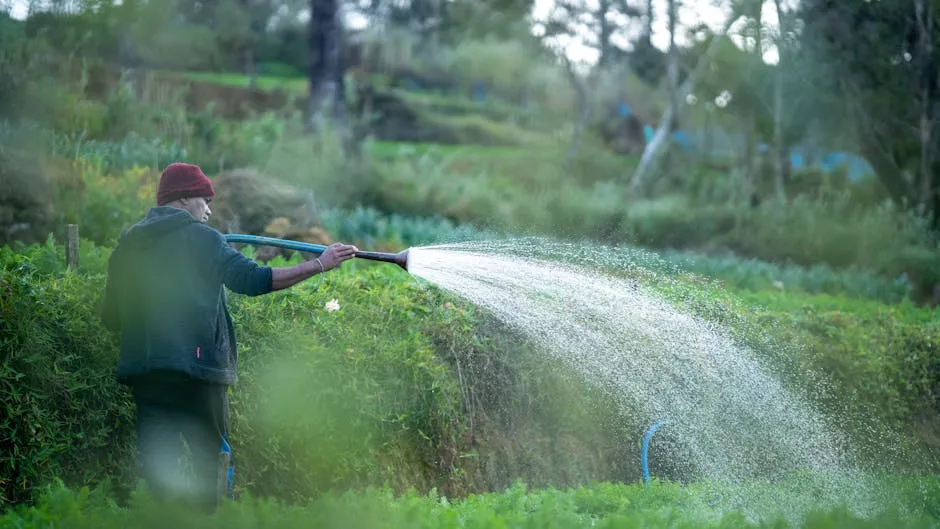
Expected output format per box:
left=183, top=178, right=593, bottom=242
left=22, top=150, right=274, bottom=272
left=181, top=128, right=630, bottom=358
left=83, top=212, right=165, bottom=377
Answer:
left=194, top=225, right=273, bottom=296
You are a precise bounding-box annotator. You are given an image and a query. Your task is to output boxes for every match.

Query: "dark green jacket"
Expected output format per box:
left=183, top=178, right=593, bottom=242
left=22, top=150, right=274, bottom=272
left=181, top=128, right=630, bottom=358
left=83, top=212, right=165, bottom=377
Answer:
left=102, top=207, right=273, bottom=385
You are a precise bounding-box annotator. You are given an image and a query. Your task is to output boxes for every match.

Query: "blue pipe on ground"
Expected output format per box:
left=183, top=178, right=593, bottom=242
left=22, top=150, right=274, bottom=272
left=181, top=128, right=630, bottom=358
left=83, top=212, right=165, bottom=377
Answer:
left=641, top=419, right=674, bottom=485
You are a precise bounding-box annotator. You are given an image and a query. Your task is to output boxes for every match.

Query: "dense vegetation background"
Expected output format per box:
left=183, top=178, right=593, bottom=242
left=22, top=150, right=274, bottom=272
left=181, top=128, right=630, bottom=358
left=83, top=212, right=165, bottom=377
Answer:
left=0, top=0, right=938, bottom=526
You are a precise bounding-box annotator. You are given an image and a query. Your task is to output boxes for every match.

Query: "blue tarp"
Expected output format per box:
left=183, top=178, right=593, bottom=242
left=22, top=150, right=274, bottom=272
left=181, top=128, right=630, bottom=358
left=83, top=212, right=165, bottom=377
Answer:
left=472, top=82, right=487, bottom=103
left=614, top=100, right=875, bottom=180
left=671, top=130, right=693, bottom=151
left=820, top=151, right=875, bottom=181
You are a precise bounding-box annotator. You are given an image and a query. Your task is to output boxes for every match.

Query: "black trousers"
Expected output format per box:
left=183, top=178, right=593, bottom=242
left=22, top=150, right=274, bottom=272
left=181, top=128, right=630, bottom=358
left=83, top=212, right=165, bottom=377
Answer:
left=130, top=372, right=231, bottom=512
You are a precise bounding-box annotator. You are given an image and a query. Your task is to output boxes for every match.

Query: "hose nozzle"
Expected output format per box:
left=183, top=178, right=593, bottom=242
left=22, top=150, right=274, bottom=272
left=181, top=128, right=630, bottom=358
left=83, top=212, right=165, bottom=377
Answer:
left=354, top=248, right=410, bottom=271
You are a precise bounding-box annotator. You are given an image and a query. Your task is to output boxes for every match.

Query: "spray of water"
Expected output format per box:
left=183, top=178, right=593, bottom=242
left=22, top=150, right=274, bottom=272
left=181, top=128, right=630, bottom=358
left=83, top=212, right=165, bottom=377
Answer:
left=405, top=238, right=887, bottom=521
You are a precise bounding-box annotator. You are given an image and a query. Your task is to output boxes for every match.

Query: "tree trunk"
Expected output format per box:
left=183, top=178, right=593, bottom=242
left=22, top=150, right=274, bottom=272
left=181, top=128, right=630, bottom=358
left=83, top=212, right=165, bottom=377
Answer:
left=914, top=0, right=936, bottom=212
left=749, top=2, right=763, bottom=202
left=772, top=65, right=786, bottom=196
left=772, top=0, right=788, bottom=199
left=561, top=57, right=590, bottom=168
left=858, top=130, right=912, bottom=204
left=307, top=0, right=346, bottom=136
left=629, top=0, right=678, bottom=191
left=242, top=0, right=258, bottom=89
left=666, top=0, right=679, bottom=124
left=629, top=10, right=743, bottom=190
left=932, top=159, right=940, bottom=230
left=598, top=0, right=613, bottom=67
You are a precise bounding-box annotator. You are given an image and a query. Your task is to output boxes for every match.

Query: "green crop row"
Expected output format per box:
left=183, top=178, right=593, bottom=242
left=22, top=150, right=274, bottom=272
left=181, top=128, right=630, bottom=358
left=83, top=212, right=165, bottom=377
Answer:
left=2, top=475, right=938, bottom=529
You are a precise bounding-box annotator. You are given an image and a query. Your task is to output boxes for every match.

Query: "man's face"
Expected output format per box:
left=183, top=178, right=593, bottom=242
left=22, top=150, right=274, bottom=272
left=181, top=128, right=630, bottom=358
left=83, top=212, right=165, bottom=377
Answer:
left=180, top=197, right=212, bottom=223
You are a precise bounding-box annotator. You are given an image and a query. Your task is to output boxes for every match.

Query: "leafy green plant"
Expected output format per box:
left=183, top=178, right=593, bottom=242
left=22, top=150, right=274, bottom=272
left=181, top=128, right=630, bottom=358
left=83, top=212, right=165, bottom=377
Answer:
left=1, top=474, right=937, bottom=528
left=320, top=206, right=500, bottom=250
left=0, top=242, right=135, bottom=507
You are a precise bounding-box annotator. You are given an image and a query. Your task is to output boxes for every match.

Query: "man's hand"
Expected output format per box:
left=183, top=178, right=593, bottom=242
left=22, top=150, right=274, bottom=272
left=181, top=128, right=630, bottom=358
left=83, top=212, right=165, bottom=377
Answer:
left=317, top=242, right=358, bottom=272
left=270, top=242, right=359, bottom=291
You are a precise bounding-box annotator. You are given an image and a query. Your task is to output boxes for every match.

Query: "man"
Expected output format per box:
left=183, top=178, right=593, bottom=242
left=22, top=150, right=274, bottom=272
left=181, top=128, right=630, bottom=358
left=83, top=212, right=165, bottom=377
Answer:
left=101, top=162, right=357, bottom=512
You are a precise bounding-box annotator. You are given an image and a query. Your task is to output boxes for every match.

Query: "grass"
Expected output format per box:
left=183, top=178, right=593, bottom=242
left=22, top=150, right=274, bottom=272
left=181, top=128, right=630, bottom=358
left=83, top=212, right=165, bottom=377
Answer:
left=174, top=70, right=538, bottom=115
left=365, top=140, right=531, bottom=159
left=2, top=474, right=938, bottom=529
left=171, top=70, right=565, bottom=139
left=174, top=71, right=308, bottom=92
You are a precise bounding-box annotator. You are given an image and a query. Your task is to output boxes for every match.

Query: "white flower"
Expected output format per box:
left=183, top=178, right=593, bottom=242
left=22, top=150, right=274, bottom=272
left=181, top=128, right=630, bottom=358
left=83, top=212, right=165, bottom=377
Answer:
left=324, top=299, right=341, bottom=312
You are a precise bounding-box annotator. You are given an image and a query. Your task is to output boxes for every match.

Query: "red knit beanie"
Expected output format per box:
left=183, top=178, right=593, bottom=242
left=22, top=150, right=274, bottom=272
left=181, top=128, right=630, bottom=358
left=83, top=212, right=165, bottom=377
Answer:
left=156, top=163, right=216, bottom=206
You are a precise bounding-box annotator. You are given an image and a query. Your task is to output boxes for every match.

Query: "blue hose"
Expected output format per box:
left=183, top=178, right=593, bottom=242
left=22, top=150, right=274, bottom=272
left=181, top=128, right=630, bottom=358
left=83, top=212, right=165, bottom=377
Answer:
left=641, top=419, right=673, bottom=485
left=224, top=233, right=411, bottom=270
left=224, top=234, right=329, bottom=255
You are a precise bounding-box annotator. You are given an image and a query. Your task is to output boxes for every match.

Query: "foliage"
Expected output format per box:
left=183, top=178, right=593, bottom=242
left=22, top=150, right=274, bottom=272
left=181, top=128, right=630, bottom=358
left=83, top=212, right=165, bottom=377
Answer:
left=362, top=147, right=939, bottom=300
left=727, top=195, right=940, bottom=285
left=798, top=0, right=940, bottom=224
left=656, top=248, right=912, bottom=304
left=319, top=206, right=500, bottom=251
left=1, top=475, right=938, bottom=529
left=19, top=107, right=938, bottom=301
left=0, top=238, right=136, bottom=507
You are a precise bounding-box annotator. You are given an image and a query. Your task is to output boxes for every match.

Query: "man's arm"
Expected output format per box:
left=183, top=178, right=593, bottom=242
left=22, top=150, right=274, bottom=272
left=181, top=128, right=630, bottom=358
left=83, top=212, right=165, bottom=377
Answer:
left=197, top=225, right=357, bottom=294
left=270, top=259, right=323, bottom=291
left=271, top=243, right=358, bottom=291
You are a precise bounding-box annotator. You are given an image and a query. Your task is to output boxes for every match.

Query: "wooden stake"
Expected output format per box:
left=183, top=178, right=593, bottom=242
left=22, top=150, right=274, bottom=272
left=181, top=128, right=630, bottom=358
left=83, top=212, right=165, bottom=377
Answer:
left=66, top=224, right=79, bottom=270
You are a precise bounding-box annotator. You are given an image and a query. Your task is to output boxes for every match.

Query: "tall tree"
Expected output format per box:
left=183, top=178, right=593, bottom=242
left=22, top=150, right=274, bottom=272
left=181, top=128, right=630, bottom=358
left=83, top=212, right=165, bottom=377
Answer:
left=536, top=0, right=639, bottom=163
left=627, top=0, right=665, bottom=85
left=307, top=0, right=346, bottom=137
left=770, top=0, right=789, bottom=198
left=740, top=0, right=763, bottom=203
left=800, top=0, right=940, bottom=227
left=538, top=0, right=640, bottom=68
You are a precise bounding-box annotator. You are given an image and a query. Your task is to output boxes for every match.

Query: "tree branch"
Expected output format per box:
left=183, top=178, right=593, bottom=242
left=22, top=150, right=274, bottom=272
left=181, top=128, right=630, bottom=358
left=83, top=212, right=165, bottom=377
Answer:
left=628, top=9, right=744, bottom=190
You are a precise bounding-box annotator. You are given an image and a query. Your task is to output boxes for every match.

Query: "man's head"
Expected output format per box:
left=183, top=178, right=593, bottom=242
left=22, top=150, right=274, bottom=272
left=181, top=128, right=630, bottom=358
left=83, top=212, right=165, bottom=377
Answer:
left=157, top=163, right=215, bottom=223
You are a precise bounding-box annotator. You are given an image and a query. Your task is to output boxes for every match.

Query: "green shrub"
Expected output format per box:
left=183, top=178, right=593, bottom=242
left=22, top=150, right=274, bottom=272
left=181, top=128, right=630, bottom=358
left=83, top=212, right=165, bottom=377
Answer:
left=48, top=131, right=190, bottom=174
left=733, top=194, right=937, bottom=274
left=320, top=206, right=500, bottom=250
left=0, top=241, right=135, bottom=507
left=257, top=62, right=305, bottom=79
